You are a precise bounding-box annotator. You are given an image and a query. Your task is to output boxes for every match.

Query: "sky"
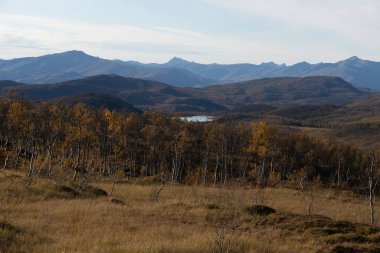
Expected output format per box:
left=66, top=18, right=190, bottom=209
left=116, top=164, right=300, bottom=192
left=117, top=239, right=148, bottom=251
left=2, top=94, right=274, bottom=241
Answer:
left=0, top=0, right=379, bottom=64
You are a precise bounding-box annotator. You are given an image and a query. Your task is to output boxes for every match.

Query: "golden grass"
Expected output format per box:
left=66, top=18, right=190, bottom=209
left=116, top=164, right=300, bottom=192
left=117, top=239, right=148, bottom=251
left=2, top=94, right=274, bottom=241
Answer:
left=0, top=171, right=379, bottom=253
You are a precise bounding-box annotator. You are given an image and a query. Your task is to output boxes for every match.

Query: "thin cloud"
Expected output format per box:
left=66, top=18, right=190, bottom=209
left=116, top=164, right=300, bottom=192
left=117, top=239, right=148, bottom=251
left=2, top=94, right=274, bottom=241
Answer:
left=0, top=0, right=379, bottom=64
left=203, top=0, right=380, bottom=48
left=0, top=14, right=218, bottom=61
left=0, top=14, right=290, bottom=63
left=0, top=34, right=50, bottom=50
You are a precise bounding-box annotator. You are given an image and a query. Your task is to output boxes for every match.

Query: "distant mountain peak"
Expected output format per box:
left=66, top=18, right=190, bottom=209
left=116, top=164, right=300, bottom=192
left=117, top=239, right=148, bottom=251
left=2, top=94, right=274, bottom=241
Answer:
left=1, top=51, right=380, bottom=90
left=260, top=61, right=279, bottom=67
left=291, top=61, right=311, bottom=67
left=343, top=56, right=363, bottom=62
left=340, top=56, right=369, bottom=67
left=59, top=50, right=88, bottom=56
left=49, top=50, right=96, bottom=60
left=167, top=57, right=190, bottom=65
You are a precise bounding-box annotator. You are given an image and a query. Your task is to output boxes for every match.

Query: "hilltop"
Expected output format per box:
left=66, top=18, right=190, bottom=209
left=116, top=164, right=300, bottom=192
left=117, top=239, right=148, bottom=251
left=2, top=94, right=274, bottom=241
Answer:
left=1, top=51, right=380, bottom=89
left=0, top=75, right=367, bottom=113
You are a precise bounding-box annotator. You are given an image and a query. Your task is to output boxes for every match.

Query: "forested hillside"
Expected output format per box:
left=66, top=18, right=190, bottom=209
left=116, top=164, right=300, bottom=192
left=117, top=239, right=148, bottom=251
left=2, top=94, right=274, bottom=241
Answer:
left=0, top=97, right=377, bottom=188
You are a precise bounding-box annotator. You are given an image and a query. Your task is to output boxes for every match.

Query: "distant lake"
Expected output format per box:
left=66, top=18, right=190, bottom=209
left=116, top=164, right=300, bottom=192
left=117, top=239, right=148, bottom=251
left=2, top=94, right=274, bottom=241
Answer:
left=180, top=115, right=214, bottom=122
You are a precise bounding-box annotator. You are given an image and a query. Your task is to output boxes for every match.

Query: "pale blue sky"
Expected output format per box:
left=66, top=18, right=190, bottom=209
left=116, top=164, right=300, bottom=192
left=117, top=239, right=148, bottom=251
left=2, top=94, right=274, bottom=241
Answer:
left=0, top=0, right=379, bottom=64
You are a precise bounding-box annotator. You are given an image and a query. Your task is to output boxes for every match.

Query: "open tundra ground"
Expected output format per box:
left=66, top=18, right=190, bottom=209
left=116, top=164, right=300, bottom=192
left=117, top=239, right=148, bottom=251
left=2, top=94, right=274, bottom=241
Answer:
left=1, top=171, right=379, bottom=253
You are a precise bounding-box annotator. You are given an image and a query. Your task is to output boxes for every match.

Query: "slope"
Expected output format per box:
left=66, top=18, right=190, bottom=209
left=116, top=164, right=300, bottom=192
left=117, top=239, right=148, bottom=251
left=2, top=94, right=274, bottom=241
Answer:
left=186, top=76, right=367, bottom=108
left=0, top=51, right=214, bottom=87
left=0, top=75, right=224, bottom=113
left=52, top=93, right=142, bottom=113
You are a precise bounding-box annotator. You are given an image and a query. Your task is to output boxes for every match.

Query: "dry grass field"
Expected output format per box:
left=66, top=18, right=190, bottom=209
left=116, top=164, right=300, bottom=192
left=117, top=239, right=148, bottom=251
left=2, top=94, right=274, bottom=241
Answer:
left=1, top=170, right=379, bottom=253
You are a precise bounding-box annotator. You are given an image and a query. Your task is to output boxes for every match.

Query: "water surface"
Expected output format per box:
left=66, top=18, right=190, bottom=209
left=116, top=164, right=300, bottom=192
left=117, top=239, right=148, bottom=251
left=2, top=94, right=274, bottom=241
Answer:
left=180, top=115, right=214, bottom=122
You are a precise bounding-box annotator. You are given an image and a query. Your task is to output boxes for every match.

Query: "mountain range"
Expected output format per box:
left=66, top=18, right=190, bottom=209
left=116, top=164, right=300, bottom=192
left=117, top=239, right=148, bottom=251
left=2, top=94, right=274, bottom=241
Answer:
left=1, top=51, right=380, bottom=89
left=0, top=75, right=369, bottom=113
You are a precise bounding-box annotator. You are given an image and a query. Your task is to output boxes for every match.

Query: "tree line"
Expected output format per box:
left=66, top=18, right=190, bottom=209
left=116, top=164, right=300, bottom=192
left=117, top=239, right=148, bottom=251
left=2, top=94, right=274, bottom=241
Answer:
left=0, top=97, right=378, bottom=188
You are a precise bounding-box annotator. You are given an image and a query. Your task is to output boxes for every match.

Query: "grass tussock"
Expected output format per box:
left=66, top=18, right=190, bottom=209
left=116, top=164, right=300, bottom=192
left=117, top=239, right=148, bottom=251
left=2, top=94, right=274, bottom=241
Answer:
left=245, top=205, right=276, bottom=216
left=109, top=198, right=126, bottom=206
left=28, top=182, right=108, bottom=200
left=0, top=171, right=380, bottom=253
left=0, top=170, right=108, bottom=200
left=0, top=221, right=21, bottom=252
left=205, top=203, right=220, bottom=210
left=0, top=219, right=46, bottom=253
left=251, top=212, right=380, bottom=252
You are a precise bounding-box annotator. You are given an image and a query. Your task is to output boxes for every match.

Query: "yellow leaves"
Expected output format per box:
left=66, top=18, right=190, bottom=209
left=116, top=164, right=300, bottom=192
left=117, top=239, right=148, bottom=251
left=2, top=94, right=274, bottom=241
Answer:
left=73, top=103, right=86, bottom=118
left=103, top=108, right=123, bottom=135
left=103, top=108, right=112, bottom=119
left=66, top=103, right=97, bottom=143
left=7, top=101, right=37, bottom=136
left=249, top=121, right=277, bottom=158
left=8, top=102, right=23, bottom=125
left=258, top=146, right=268, bottom=157
left=125, top=113, right=138, bottom=131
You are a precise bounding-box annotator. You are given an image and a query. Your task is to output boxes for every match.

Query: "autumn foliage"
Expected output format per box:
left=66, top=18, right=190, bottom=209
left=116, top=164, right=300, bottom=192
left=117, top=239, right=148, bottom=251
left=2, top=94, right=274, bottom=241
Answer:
left=0, top=97, right=377, bottom=188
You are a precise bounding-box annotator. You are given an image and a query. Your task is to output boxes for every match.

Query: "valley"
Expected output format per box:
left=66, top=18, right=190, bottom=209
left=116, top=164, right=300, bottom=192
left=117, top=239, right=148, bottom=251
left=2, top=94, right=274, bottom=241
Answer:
left=1, top=73, right=379, bottom=151
left=1, top=53, right=380, bottom=253
left=2, top=1, right=380, bottom=252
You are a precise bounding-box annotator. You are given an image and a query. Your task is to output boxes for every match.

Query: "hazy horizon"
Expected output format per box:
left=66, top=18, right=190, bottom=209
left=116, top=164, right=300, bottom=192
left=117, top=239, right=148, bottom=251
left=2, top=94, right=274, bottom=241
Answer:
left=0, top=49, right=373, bottom=66
left=0, top=0, right=380, bottom=64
